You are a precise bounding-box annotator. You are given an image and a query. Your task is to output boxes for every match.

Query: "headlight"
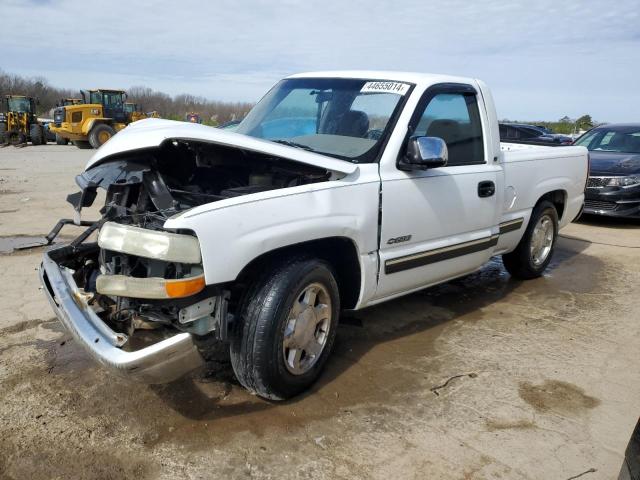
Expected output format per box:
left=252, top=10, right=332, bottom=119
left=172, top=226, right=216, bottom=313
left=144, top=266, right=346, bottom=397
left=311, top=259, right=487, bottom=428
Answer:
left=606, top=175, right=640, bottom=188
left=98, top=222, right=201, bottom=263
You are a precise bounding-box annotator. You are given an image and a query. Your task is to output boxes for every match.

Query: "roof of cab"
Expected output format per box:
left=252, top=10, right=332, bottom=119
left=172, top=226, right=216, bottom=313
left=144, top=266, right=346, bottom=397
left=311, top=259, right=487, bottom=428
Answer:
left=286, top=70, right=478, bottom=87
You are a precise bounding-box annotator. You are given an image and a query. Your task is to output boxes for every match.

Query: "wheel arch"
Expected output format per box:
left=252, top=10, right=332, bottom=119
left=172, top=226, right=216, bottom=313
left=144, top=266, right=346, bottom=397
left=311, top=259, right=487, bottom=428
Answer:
left=83, top=118, right=113, bottom=135
left=536, top=189, right=567, bottom=221
left=233, top=236, right=363, bottom=311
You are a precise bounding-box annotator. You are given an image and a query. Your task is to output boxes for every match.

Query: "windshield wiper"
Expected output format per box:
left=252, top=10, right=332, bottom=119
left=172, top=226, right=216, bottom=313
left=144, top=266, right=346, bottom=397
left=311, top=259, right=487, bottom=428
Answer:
left=271, top=139, right=316, bottom=152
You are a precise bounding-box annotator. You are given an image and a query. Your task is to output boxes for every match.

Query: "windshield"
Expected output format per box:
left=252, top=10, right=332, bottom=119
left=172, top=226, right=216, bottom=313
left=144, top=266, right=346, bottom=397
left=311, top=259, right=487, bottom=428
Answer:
left=575, top=127, right=640, bottom=154
left=236, top=78, right=412, bottom=162
left=7, top=97, right=31, bottom=113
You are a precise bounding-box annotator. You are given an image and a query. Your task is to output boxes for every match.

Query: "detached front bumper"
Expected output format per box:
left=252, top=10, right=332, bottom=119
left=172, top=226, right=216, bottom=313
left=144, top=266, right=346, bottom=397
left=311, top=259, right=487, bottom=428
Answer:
left=39, top=246, right=204, bottom=383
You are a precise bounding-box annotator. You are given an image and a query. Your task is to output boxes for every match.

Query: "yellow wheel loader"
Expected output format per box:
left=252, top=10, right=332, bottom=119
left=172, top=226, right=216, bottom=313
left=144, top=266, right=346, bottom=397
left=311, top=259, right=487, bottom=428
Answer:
left=124, top=102, right=148, bottom=123
left=50, top=89, right=131, bottom=149
left=53, top=98, right=83, bottom=144
left=0, top=95, right=46, bottom=146
left=58, top=98, right=83, bottom=107
left=124, top=103, right=162, bottom=122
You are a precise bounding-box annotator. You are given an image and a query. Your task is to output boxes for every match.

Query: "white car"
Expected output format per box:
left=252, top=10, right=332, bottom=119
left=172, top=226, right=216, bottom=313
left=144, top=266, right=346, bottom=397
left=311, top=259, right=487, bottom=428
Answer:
left=40, top=71, right=588, bottom=400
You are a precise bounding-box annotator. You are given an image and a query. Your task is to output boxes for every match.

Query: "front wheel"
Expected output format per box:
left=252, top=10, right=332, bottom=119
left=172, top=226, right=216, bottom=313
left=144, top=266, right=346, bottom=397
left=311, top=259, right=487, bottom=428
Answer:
left=502, top=200, right=558, bottom=279
left=30, top=124, right=44, bottom=145
left=88, top=124, right=116, bottom=148
left=229, top=258, right=340, bottom=400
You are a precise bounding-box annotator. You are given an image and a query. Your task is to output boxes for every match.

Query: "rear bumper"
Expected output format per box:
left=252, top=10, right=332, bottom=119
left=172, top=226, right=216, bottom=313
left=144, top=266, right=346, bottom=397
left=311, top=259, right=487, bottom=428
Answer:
left=39, top=246, right=204, bottom=383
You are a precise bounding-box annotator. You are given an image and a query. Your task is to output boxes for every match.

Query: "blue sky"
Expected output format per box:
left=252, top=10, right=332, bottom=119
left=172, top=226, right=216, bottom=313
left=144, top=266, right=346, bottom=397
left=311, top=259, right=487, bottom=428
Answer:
left=2, top=0, right=639, bottom=122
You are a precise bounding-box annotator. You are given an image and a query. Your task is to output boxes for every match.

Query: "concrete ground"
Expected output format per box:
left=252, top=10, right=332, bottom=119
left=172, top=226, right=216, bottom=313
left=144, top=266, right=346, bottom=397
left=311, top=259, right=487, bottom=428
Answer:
left=0, top=145, right=639, bottom=480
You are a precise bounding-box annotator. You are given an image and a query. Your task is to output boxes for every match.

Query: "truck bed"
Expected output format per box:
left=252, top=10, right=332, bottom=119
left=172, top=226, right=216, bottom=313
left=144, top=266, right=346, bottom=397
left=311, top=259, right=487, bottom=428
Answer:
left=499, top=142, right=588, bottom=233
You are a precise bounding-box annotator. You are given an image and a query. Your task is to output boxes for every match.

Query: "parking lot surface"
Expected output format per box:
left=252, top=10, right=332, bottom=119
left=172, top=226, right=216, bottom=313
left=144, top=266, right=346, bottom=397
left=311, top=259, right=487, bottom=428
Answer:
left=1, top=145, right=639, bottom=479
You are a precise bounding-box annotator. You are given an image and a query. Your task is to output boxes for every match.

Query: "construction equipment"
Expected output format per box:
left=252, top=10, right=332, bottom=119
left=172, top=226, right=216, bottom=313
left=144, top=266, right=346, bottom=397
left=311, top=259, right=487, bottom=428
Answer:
left=50, top=89, right=131, bottom=149
left=185, top=112, right=202, bottom=124
left=0, top=95, right=46, bottom=146
left=58, top=98, right=83, bottom=107
left=124, top=103, right=162, bottom=122
left=52, top=99, right=83, bottom=144
left=125, top=102, right=143, bottom=122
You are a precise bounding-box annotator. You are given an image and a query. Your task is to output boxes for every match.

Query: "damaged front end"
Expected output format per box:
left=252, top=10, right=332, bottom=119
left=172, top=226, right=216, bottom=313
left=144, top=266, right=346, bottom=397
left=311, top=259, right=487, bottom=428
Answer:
left=40, top=137, right=332, bottom=383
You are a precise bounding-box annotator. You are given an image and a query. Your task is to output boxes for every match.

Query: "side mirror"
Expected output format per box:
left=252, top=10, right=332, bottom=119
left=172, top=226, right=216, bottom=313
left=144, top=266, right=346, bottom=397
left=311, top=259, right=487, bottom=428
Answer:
left=399, top=136, right=448, bottom=170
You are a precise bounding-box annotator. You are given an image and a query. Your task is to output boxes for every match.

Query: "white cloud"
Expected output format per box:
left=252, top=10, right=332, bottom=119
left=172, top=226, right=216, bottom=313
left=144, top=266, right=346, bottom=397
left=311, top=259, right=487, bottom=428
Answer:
left=2, top=0, right=639, bottom=121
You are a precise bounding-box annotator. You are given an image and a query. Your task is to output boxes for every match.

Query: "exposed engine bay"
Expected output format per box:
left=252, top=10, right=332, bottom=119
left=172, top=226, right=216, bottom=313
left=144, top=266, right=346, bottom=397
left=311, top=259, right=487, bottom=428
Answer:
left=54, top=139, right=332, bottom=346
left=73, top=138, right=332, bottom=227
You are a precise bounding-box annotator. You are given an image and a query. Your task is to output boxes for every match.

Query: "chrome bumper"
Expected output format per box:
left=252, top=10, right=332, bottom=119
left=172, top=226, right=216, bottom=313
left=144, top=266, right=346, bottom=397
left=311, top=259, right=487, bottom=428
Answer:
left=39, top=246, right=204, bottom=383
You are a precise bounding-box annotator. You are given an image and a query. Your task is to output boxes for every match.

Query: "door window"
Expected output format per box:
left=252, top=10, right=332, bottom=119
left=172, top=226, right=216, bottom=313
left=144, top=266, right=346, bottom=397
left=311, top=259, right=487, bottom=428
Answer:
left=413, top=93, right=485, bottom=165
left=103, top=92, right=124, bottom=107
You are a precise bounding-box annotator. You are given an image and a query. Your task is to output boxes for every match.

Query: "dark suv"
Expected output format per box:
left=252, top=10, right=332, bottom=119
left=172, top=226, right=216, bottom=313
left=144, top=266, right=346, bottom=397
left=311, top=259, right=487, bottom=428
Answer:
left=575, top=124, right=640, bottom=218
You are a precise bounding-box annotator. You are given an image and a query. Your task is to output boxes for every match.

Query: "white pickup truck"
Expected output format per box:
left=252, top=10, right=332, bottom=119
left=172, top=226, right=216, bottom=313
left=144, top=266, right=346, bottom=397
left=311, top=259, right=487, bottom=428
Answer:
left=40, top=71, right=588, bottom=400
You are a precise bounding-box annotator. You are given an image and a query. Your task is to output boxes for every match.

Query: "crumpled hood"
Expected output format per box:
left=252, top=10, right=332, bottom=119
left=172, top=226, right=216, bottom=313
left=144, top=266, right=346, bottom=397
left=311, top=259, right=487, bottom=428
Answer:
left=589, top=151, right=640, bottom=175
left=85, top=118, right=357, bottom=175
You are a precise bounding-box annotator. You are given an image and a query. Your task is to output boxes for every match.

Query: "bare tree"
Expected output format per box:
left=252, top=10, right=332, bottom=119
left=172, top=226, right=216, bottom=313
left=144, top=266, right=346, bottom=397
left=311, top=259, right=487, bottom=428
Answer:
left=0, top=69, right=253, bottom=123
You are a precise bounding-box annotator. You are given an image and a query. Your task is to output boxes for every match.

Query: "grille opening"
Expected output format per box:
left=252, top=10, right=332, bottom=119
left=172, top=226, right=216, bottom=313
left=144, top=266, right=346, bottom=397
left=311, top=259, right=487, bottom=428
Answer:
left=584, top=199, right=617, bottom=211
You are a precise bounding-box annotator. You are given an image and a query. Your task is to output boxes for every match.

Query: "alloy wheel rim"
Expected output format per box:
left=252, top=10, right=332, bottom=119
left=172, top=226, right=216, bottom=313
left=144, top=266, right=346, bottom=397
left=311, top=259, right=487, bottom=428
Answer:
left=530, top=214, right=554, bottom=266
left=282, top=282, right=332, bottom=375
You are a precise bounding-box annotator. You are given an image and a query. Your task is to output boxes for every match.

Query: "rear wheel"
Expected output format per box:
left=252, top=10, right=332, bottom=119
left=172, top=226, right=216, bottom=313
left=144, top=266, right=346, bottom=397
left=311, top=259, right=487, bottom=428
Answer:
left=502, top=201, right=558, bottom=279
left=72, top=140, right=92, bottom=149
left=88, top=124, right=116, bottom=148
left=30, top=124, right=44, bottom=145
left=55, top=134, right=68, bottom=145
left=229, top=258, right=340, bottom=400
left=0, top=123, right=6, bottom=143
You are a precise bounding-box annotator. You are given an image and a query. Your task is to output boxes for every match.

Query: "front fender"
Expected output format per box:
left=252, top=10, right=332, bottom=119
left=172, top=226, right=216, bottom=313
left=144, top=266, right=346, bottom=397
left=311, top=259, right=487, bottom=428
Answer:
left=163, top=170, right=380, bottom=286
left=82, top=118, right=110, bottom=135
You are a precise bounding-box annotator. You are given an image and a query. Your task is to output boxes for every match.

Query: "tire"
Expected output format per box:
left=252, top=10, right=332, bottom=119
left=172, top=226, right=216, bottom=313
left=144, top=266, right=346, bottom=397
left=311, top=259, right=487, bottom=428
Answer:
left=502, top=200, right=559, bottom=279
left=45, top=129, right=56, bottom=143
left=0, top=123, right=6, bottom=143
left=72, top=140, right=93, bottom=149
left=55, top=134, right=68, bottom=145
left=229, top=258, right=340, bottom=400
left=30, top=124, right=44, bottom=145
left=7, top=131, right=26, bottom=146
left=88, top=124, right=116, bottom=148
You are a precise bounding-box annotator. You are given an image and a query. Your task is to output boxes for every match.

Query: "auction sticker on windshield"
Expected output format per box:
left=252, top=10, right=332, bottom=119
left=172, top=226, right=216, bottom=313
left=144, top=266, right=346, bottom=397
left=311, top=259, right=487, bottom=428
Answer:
left=361, top=81, right=410, bottom=95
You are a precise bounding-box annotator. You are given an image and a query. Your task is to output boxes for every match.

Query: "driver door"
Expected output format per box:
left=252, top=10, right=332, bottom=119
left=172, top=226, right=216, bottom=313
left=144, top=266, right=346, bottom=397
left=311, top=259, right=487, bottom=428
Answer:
left=374, top=84, right=501, bottom=300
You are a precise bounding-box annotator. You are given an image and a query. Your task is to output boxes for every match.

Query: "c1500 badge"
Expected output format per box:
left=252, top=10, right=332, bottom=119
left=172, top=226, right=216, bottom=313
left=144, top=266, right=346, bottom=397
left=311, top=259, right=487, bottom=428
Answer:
left=387, top=235, right=412, bottom=245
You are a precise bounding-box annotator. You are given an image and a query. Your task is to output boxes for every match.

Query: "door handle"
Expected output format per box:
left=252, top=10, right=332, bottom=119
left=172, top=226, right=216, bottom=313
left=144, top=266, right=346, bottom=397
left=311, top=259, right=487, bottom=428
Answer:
left=478, top=181, right=495, bottom=198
